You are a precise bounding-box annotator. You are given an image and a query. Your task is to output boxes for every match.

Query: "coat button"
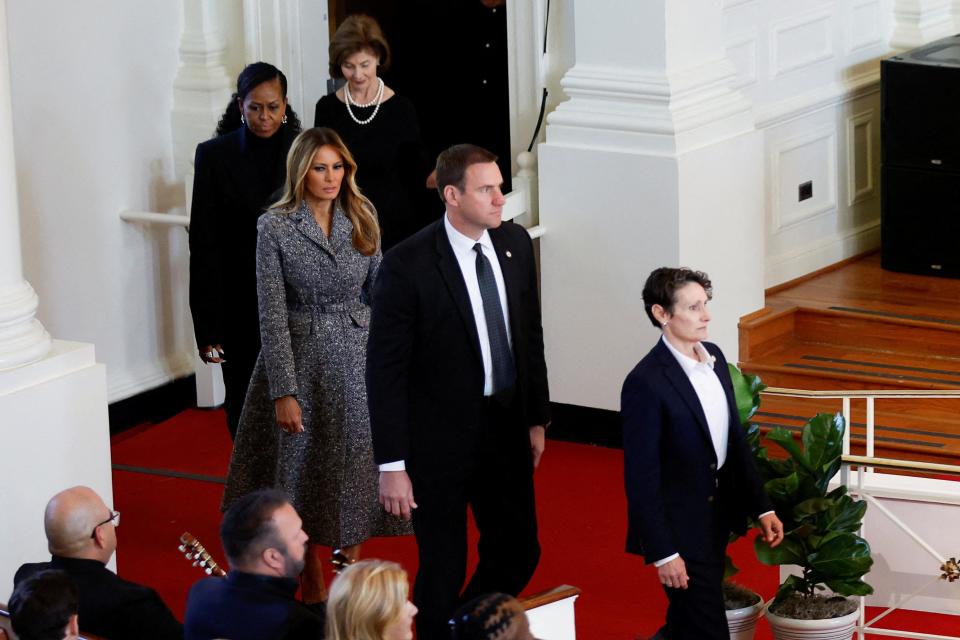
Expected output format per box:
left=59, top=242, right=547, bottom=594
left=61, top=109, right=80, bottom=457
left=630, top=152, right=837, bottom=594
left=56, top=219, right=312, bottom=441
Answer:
left=709, top=463, right=717, bottom=470
left=707, top=495, right=715, bottom=503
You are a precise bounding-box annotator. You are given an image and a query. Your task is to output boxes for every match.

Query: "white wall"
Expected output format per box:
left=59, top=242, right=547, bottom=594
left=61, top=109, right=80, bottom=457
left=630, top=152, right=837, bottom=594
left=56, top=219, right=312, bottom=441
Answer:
left=721, top=0, right=893, bottom=286
left=7, top=1, right=192, bottom=402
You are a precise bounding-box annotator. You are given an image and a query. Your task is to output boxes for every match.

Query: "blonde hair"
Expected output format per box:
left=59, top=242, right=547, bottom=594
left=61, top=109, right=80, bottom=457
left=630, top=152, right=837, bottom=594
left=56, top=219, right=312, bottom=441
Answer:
left=270, top=127, right=380, bottom=256
left=326, top=559, right=409, bottom=640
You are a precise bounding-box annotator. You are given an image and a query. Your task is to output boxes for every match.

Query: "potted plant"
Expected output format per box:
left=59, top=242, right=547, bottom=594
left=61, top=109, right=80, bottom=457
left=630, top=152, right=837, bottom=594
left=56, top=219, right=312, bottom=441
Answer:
left=753, top=411, right=873, bottom=639
left=723, top=365, right=769, bottom=639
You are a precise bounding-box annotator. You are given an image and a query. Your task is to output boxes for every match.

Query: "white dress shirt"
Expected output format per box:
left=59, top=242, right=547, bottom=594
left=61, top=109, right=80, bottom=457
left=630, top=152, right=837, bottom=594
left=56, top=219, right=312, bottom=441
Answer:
left=379, top=213, right=512, bottom=472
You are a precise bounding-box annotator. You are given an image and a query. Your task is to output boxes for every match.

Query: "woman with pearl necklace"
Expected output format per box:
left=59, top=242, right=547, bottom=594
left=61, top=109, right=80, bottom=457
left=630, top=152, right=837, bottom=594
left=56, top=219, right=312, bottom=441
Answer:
left=314, top=14, right=432, bottom=252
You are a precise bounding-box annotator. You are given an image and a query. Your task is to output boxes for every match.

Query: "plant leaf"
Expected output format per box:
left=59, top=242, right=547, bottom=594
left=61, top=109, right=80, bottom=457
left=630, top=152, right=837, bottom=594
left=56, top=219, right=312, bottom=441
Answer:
left=808, top=532, right=873, bottom=579
left=765, top=472, right=800, bottom=506
left=767, top=428, right=815, bottom=474
left=727, top=363, right=766, bottom=423
left=755, top=535, right=806, bottom=566
left=772, top=574, right=807, bottom=605
left=802, top=412, right=845, bottom=475
left=724, top=554, right=739, bottom=580
left=824, top=578, right=874, bottom=596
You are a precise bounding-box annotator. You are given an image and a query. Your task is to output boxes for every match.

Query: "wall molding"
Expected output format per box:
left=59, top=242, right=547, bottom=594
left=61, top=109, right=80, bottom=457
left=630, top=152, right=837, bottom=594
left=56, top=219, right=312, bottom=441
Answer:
left=548, top=57, right=754, bottom=155
left=755, top=67, right=880, bottom=129
left=848, top=0, right=885, bottom=53
left=846, top=109, right=876, bottom=206
left=766, top=220, right=881, bottom=287
left=725, top=32, right=759, bottom=89
left=106, top=351, right=194, bottom=403
left=769, top=8, right=835, bottom=78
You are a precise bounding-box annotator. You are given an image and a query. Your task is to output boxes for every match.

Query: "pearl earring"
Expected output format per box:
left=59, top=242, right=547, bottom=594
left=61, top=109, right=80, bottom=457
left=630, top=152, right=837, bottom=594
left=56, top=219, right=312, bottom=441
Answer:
left=282, top=114, right=288, bottom=124
left=240, top=114, right=245, bottom=124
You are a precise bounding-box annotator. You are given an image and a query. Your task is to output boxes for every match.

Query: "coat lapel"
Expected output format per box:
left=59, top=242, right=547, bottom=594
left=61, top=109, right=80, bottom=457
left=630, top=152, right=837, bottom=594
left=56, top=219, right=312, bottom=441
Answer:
left=291, top=201, right=335, bottom=256
left=434, top=222, right=484, bottom=364
left=654, top=339, right=716, bottom=454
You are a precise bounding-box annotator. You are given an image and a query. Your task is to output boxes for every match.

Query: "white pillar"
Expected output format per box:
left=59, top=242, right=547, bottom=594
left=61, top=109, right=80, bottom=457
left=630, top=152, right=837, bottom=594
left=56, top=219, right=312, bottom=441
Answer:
left=538, top=0, right=764, bottom=410
left=0, top=0, right=111, bottom=596
left=171, top=0, right=233, bottom=180
left=0, top=0, right=50, bottom=370
left=890, top=0, right=956, bottom=49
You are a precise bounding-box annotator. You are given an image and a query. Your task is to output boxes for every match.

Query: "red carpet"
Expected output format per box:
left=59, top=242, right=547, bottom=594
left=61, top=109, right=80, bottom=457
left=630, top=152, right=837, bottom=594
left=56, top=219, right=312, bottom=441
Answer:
left=110, top=409, right=957, bottom=639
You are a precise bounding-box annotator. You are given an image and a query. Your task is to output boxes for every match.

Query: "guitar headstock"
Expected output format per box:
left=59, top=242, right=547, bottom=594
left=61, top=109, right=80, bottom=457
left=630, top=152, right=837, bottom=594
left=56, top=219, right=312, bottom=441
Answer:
left=179, top=531, right=227, bottom=577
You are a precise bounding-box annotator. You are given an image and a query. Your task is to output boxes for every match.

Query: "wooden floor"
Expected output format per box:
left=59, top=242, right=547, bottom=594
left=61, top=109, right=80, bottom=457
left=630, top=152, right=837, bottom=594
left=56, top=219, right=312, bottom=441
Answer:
left=738, top=252, right=960, bottom=465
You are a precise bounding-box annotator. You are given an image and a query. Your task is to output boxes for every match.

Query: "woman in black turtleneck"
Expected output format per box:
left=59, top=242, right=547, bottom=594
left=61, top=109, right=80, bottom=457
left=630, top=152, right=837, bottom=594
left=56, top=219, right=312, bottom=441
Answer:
left=189, top=62, right=302, bottom=440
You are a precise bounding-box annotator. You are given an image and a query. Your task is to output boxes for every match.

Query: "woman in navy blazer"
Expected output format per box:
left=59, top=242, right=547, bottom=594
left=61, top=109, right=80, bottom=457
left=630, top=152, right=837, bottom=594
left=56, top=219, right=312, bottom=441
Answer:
left=621, top=267, right=782, bottom=640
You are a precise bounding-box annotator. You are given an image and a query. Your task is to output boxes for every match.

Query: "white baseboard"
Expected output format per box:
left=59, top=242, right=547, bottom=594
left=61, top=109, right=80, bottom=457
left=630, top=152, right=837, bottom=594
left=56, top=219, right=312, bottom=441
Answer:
left=106, top=351, right=195, bottom=403
left=765, top=221, right=880, bottom=287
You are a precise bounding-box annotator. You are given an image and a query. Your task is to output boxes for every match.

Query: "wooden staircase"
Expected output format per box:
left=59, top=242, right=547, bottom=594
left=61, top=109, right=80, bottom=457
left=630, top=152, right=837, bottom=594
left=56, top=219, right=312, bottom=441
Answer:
left=737, top=256, right=960, bottom=466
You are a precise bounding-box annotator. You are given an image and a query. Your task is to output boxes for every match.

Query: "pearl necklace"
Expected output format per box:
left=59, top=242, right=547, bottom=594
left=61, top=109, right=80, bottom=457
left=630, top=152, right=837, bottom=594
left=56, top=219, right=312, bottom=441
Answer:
left=345, top=78, right=384, bottom=125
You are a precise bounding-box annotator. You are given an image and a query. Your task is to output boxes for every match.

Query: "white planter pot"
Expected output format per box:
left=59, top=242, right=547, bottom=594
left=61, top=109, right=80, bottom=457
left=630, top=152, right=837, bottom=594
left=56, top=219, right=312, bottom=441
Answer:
left=726, top=596, right=765, bottom=640
left=764, top=599, right=859, bottom=640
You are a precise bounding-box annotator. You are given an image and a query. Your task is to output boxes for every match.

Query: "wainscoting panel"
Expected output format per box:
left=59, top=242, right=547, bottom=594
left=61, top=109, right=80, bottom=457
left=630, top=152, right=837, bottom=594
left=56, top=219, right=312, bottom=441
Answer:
left=770, top=124, right=838, bottom=233
left=769, top=8, right=834, bottom=78
left=846, top=109, right=876, bottom=206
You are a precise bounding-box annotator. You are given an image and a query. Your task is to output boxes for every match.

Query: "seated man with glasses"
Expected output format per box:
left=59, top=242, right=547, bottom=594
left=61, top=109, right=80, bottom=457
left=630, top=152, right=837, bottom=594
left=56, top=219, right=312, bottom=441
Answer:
left=13, top=486, right=183, bottom=640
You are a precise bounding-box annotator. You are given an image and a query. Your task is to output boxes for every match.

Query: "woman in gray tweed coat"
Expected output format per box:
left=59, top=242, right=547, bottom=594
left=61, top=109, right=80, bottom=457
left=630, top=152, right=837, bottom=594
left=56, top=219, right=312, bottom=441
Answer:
left=223, top=127, right=410, bottom=603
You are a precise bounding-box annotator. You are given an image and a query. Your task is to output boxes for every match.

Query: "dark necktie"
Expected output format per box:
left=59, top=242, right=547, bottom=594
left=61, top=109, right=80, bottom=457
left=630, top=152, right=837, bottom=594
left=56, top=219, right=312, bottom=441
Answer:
left=474, top=243, right=516, bottom=395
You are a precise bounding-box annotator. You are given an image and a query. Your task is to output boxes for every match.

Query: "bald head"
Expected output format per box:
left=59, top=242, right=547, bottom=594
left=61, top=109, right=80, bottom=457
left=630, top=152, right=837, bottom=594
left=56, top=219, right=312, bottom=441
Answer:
left=44, top=486, right=115, bottom=561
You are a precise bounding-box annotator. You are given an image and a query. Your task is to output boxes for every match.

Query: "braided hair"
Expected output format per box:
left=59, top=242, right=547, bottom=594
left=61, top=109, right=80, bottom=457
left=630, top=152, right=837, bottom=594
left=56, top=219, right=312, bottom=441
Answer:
left=449, top=593, right=533, bottom=640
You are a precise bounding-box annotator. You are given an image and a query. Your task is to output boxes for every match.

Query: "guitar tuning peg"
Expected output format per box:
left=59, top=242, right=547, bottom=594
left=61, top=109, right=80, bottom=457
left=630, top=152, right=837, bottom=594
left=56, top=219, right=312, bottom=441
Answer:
left=178, top=545, right=186, bottom=552
left=205, top=567, right=213, bottom=575
left=192, top=561, right=199, bottom=567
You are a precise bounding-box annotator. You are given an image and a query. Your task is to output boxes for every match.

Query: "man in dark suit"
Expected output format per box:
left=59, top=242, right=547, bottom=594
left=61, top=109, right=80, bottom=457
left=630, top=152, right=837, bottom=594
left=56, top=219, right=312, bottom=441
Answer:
left=621, top=267, right=783, bottom=639
left=14, top=486, right=182, bottom=640
left=367, top=144, right=550, bottom=640
left=184, top=489, right=323, bottom=640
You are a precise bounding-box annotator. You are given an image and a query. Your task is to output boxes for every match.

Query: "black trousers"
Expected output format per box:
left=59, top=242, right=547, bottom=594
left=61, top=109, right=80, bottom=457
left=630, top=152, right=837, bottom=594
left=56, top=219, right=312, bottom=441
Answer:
left=656, top=556, right=728, bottom=640
left=410, top=401, right=540, bottom=640
left=219, top=340, right=260, bottom=440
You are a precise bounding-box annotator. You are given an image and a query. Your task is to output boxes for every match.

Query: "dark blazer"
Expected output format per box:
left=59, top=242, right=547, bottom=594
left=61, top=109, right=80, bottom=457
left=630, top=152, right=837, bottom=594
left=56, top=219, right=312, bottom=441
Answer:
left=188, top=125, right=298, bottom=350
left=621, top=340, right=771, bottom=564
left=366, top=218, right=550, bottom=476
left=14, top=557, right=183, bottom=640
left=184, top=572, right=323, bottom=640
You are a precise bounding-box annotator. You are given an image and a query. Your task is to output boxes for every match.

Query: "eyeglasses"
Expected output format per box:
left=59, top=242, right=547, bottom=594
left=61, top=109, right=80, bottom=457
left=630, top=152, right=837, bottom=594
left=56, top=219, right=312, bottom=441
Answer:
left=90, top=510, right=120, bottom=539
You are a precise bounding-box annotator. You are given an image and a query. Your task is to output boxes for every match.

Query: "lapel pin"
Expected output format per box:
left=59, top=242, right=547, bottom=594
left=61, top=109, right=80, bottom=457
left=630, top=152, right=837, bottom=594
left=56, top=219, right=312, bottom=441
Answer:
left=505, top=250, right=512, bottom=258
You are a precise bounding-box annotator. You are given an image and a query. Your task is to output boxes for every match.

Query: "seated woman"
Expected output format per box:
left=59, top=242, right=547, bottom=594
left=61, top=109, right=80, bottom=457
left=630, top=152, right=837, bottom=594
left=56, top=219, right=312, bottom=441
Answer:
left=325, top=559, right=417, bottom=640
left=449, top=593, right=535, bottom=640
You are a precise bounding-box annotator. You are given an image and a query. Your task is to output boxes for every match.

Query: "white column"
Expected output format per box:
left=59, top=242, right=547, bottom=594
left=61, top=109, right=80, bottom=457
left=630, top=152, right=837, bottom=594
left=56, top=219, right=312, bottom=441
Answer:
left=538, top=0, right=764, bottom=410
left=0, top=0, right=111, bottom=595
left=0, top=0, right=49, bottom=370
left=890, top=0, right=956, bottom=49
left=171, top=0, right=233, bottom=180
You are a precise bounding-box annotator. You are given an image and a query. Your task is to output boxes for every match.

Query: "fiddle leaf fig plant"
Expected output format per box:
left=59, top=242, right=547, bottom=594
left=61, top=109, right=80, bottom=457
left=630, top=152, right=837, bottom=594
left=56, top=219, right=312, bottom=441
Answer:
left=754, top=412, right=874, bottom=607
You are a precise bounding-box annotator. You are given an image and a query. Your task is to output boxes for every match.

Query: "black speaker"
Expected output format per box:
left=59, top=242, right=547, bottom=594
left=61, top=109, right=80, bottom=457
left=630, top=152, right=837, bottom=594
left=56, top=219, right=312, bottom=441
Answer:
left=881, top=34, right=960, bottom=278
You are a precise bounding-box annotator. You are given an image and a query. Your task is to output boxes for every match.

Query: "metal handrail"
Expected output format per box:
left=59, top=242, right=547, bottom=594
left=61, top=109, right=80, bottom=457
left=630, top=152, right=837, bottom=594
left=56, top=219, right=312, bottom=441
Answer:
left=763, top=387, right=960, bottom=399
left=762, top=385, right=960, bottom=640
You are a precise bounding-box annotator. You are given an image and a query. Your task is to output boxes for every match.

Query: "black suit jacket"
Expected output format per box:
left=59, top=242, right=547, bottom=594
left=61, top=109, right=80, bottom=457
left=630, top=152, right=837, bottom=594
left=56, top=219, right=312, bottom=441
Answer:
left=14, top=556, right=183, bottom=640
left=184, top=572, right=323, bottom=640
left=188, top=125, right=297, bottom=350
left=366, top=219, right=549, bottom=477
left=621, top=340, right=771, bottom=564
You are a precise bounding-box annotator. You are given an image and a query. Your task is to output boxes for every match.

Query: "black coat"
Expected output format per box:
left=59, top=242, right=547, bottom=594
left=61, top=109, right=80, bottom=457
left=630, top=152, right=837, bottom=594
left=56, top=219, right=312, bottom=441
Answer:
left=14, top=557, right=183, bottom=640
left=366, top=219, right=550, bottom=477
left=184, top=572, right=323, bottom=640
left=188, top=125, right=298, bottom=351
left=621, top=340, right=772, bottom=564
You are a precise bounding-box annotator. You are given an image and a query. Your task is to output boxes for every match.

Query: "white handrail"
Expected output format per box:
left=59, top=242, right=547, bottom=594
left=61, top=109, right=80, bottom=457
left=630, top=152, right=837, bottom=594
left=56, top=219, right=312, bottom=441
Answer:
left=120, top=210, right=190, bottom=227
